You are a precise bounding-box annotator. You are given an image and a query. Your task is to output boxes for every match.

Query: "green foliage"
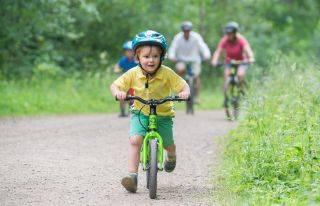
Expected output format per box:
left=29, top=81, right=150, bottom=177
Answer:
left=1, top=0, right=319, bottom=78
left=214, top=56, right=320, bottom=205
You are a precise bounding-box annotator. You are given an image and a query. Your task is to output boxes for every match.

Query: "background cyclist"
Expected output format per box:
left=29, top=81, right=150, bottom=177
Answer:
left=168, top=21, right=211, bottom=103
left=211, top=21, right=255, bottom=93
left=113, top=41, right=137, bottom=117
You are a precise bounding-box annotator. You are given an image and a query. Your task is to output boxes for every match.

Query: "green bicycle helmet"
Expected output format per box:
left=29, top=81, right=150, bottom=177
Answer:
left=132, top=30, right=167, bottom=60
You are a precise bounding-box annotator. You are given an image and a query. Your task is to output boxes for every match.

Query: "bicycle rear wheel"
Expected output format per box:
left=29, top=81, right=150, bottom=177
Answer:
left=147, top=139, right=158, bottom=199
left=186, top=78, right=195, bottom=114
left=224, top=78, right=233, bottom=120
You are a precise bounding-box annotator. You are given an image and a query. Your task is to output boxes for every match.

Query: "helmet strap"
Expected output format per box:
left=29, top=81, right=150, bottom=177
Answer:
left=139, top=59, right=163, bottom=89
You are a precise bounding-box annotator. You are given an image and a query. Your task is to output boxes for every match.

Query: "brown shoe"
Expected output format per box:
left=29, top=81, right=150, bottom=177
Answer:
left=164, top=156, right=176, bottom=173
left=121, top=174, right=137, bottom=193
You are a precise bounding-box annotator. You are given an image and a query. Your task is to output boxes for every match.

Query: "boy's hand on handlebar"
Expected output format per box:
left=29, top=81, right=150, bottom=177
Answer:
left=178, top=91, right=190, bottom=100
left=115, top=91, right=127, bottom=101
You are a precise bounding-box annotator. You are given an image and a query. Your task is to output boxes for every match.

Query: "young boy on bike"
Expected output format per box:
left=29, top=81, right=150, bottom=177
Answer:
left=113, top=41, right=137, bottom=117
left=211, top=21, right=255, bottom=92
left=110, top=30, right=190, bottom=193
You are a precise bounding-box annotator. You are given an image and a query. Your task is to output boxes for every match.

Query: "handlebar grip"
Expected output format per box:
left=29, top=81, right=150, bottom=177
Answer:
left=124, top=96, right=133, bottom=101
left=115, top=96, right=133, bottom=101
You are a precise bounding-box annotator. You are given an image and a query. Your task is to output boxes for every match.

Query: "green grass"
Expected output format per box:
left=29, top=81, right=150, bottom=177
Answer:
left=0, top=73, right=118, bottom=116
left=213, top=57, right=320, bottom=205
left=0, top=72, right=223, bottom=117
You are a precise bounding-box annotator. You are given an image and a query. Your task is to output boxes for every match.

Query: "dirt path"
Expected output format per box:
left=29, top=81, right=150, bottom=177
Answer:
left=0, top=111, right=235, bottom=206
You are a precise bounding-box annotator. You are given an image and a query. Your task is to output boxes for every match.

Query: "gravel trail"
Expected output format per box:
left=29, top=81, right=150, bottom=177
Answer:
left=0, top=111, right=235, bottom=206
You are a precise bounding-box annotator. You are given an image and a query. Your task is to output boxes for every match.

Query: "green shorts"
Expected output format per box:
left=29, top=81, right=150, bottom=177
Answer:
left=130, top=110, right=174, bottom=147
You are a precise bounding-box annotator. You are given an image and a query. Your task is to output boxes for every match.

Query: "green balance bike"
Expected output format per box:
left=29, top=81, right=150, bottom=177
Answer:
left=122, top=95, right=186, bottom=199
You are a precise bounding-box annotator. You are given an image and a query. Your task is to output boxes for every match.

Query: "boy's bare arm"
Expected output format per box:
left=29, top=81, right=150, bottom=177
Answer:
left=110, top=83, right=126, bottom=100
left=178, top=84, right=190, bottom=99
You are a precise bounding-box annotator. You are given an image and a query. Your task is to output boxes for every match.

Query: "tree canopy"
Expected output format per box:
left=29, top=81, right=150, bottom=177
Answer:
left=1, top=0, right=319, bottom=78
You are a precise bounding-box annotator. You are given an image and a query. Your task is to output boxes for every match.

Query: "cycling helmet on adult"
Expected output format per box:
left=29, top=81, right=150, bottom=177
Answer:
left=181, top=21, right=193, bottom=31
left=224, top=21, right=239, bottom=33
left=122, top=41, right=133, bottom=50
left=132, top=30, right=167, bottom=59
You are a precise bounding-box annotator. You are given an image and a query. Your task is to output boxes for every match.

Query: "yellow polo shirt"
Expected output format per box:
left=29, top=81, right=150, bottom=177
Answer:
left=113, top=65, right=186, bottom=116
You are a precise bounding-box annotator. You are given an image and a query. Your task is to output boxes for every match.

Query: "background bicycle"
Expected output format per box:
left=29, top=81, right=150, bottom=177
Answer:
left=184, top=63, right=196, bottom=115
left=223, top=60, right=248, bottom=120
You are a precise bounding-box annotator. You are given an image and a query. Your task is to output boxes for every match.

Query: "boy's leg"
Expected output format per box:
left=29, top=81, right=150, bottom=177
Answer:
left=165, top=144, right=176, bottom=157
left=122, top=111, right=148, bottom=193
left=157, top=117, right=176, bottom=172
left=128, top=135, right=143, bottom=172
left=121, top=135, right=143, bottom=193
left=164, top=144, right=177, bottom=172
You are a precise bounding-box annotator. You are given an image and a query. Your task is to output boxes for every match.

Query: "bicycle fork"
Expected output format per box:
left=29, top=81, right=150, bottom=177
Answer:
left=141, top=132, right=164, bottom=171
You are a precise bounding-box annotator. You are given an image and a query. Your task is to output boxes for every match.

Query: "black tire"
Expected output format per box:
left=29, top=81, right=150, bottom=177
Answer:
left=186, top=79, right=195, bottom=114
left=224, top=78, right=232, bottom=120
left=232, top=80, right=241, bottom=120
left=146, top=165, right=150, bottom=189
left=233, top=95, right=240, bottom=120
left=148, top=139, right=158, bottom=199
left=224, top=76, right=242, bottom=120
left=186, top=96, right=194, bottom=114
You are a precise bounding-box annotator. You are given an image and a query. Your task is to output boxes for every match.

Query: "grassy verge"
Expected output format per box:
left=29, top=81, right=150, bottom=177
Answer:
left=213, top=57, right=320, bottom=205
left=0, top=73, right=117, bottom=116
left=0, top=72, right=223, bottom=117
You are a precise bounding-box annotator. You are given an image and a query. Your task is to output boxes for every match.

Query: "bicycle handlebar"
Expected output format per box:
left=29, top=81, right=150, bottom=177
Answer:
left=229, top=59, right=249, bottom=66
left=116, top=95, right=188, bottom=105
left=214, top=60, right=250, bottom=68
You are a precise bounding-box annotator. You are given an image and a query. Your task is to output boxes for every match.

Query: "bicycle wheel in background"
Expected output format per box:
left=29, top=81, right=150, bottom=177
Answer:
left=148, top=139, right=158, bottom=199
left=186, top=78, right=195, bottom=114
left=224, top=78, right=233, bottom=120
left=224, top=77, right=241, bottom=120
left=232, top=88, right=240, bottom=120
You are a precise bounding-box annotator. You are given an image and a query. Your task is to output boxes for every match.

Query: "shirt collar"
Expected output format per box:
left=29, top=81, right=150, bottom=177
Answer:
left=136, top=66, right=164, bottom=80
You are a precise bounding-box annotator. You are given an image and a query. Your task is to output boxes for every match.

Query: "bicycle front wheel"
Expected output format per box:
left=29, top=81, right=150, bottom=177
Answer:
left=148, top=139, right=158, bottom=199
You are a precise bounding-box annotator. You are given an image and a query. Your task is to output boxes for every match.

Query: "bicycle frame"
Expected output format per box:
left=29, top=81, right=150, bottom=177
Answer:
left=120, top=96, right=185, bottom=170
left=228, top=66, right=240, bottom=95
left=142, top=114, right=164, bottom=171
